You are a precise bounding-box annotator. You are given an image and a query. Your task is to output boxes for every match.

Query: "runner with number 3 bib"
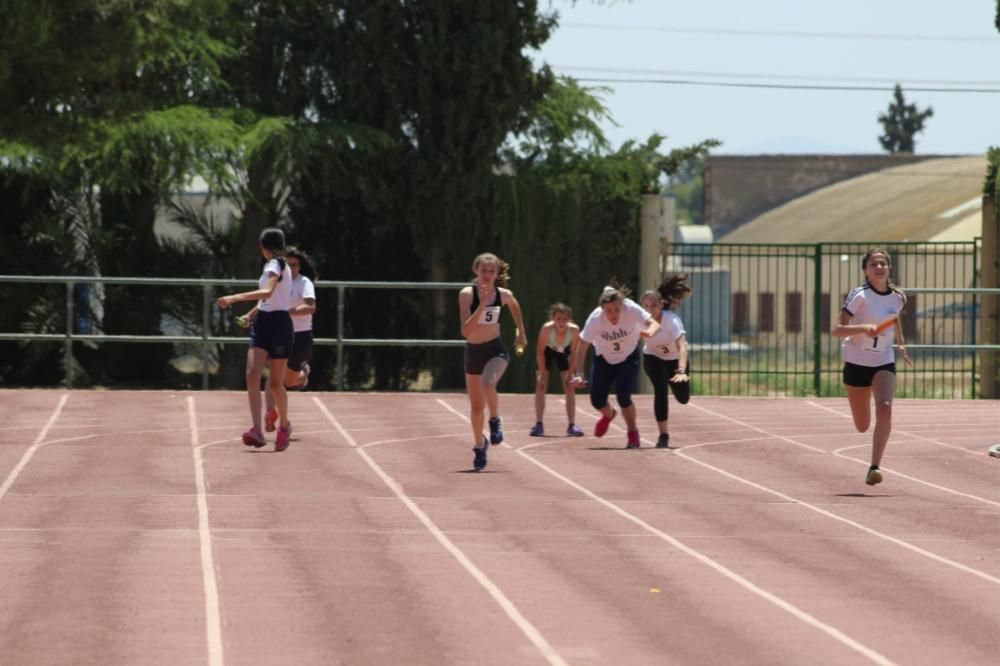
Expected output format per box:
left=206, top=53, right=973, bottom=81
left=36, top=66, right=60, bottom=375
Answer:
left=570, top=280, right=660, bottom=449
left=639, top=274, right=693, bottom=449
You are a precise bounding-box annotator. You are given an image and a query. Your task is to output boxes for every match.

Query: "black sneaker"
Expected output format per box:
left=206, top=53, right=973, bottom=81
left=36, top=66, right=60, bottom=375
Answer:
left=656, top=433, right=670, bottom=449
left=488, top=416, right=504, bottom=445
left=473, top=437, right=488, bottom=471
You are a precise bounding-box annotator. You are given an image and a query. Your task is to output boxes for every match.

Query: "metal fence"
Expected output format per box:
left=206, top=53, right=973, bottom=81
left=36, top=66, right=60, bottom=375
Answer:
left=2, top=241, right=998, bottom=396
left=670, top=241, right=999, bottom=398
left=0, top=276, right=468, bottom=391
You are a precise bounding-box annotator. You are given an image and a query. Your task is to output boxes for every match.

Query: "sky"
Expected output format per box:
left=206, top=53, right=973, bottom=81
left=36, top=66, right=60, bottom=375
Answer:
left=534, top=0, right=1000, bottom=155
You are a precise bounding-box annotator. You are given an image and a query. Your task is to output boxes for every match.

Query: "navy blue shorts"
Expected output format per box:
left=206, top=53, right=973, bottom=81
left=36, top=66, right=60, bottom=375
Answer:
left=589, top=346, right=641, bottom=410
left=288, top=330, right=313, bottom=371
left=843, top=361, right=896, bottom=387
left=250, top=310, right=293, bottom=359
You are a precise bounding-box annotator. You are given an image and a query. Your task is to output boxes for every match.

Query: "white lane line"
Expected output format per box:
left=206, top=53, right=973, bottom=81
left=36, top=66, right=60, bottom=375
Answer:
left=359, top=433, right=469, bottom=450
left=806, top=400, right=987, bottom=457
left=663, top=405, right=1000, bottom=584
left=0, top=394, right=69, bottom=503
left=439, top=399, right=895, bottom=666
left=676, top=436, right=777, bottom=451
left=688, top=403, right=827, bottom=453
left=187, top=397, right=225, bottom=666
left=675, top=435, right=997, bottom=510
left=830, top=444, right=1000, bottom=508
left=315, top=397, right=567, bottom=666
left=805, top=401, right=999, bottom=506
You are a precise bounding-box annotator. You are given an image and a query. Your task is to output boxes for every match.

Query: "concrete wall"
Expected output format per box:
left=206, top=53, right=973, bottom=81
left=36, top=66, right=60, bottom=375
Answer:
left=703, top=154, right=954, bottom=238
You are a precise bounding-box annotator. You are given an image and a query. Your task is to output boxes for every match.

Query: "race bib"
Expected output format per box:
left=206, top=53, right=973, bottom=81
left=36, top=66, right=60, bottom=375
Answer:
left=479, top=306, right=501, bottom=325
left=862, top=330, right=891, bottom=353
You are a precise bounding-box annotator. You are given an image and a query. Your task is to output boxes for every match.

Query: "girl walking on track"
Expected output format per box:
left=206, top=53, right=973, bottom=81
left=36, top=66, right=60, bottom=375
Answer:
left=529, top=303, right=584, bottom=437
left=217, top=227, right=295, bottom=452
left=459, top=252, right=527, bottom=471
left=262, top=246, right=317, bottom=432
left=832, top=248, right=913, bottom=485
left=639, top=274, right=693, bottom=449
left=570, top=281, right=660, bottom=449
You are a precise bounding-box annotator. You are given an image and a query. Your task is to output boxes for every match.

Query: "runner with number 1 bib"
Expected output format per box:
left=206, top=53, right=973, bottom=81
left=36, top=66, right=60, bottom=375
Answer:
left=832, top=248, right=914, bottom=486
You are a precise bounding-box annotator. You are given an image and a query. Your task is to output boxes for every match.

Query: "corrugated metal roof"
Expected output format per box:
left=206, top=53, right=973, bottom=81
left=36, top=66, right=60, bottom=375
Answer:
left=720, top=155, right=987, bottom=243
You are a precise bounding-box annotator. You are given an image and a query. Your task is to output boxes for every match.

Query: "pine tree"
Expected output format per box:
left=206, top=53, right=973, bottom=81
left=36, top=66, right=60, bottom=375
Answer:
left=877, top=84, right=933, bottom=154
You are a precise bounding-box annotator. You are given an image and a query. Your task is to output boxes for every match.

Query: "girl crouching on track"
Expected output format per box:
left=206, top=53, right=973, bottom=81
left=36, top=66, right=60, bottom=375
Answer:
left=639, top=274, right=693, bottom=449
left=217, top=227, right=294, bottom=452
left=571, top=281, right=660, bottom=449
left=459, top=252, right=527, bottom=471
left=831, top=248, right=913, bottom=485
left=529, top=303, right=584, bottom=438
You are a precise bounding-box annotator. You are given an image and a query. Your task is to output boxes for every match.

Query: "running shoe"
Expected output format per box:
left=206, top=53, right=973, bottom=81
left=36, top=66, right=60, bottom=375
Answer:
left=529, top=422, right=545, bottom=437
left=473, top=436, right=488, bottom=471
left=275, top=424, right=292, bottom=452
left=594, top=409, right=617, bottom=437
left=264, top=408, right=278, bottom=432
left=656, top=433, right=670, bottom=449
left=626, top=430, right=640, bottom=449
left=566, top=423, right=584, bottom=437
left=488, top=416, right=504, bottom=445
left=299, top=362, right=310, bottom=390
left=865, top=466, right=883, bottom=486
left=242, top=426, right=266, bottom=448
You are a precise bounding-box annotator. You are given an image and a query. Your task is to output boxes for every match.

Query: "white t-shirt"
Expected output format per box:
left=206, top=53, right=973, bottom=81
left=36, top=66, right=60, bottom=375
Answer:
left=580, top=298, right=651, bottom=365
left=841, top=283, right=905, bottom=367
left=643, top=311, right=685, bottom=361
left=257, top=258, right=293, bottom=312
left=290, top=275, right=316, bottom=332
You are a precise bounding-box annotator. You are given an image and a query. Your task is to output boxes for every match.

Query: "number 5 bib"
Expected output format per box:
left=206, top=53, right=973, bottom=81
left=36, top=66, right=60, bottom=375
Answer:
left=479, top=306, right=501, bottom=324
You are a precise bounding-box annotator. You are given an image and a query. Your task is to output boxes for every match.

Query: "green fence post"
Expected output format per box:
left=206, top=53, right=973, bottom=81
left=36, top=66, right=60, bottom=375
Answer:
left=65, top=280, right=74, bottom=389
left=971, top=238, right=979, bottom=398
left=813, top=244, right=822, bottom=396
left=336, top=285, right=345, bottom=391
left=202, top=284, right=211, bottom=390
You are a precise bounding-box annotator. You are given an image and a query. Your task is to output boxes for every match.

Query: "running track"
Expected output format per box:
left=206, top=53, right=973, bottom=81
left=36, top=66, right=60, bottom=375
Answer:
left=0, top=390, right=997, bottom=665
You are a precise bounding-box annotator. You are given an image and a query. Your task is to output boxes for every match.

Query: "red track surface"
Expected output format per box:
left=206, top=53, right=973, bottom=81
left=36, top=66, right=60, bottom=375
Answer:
left=0, top=389, right=997, bottom=665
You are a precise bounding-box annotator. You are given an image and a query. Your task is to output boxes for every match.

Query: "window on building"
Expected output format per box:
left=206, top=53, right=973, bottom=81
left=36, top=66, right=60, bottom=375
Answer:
left=759, top=292, right=775, bottom=332
left=732, top=292, right=749, bottom=334
left=785, top=292, right=802, bottom=333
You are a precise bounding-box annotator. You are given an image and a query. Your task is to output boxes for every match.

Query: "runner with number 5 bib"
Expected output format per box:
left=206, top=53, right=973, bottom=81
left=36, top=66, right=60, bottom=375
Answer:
left=459, top=252, right=527, bottom=471
left=570, top=280, right=660, bottom=449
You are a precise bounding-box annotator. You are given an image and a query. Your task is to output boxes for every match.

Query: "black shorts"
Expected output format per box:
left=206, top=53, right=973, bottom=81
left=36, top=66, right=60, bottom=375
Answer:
left=288, top=330, right=313, bottom=371
left=543, top=346, right=570, bottom=373
left=250, top=310, right=293, bottom=359
left=464, top=337, right=509, bottom=375
left=843, top=361, right=896, bottom=388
